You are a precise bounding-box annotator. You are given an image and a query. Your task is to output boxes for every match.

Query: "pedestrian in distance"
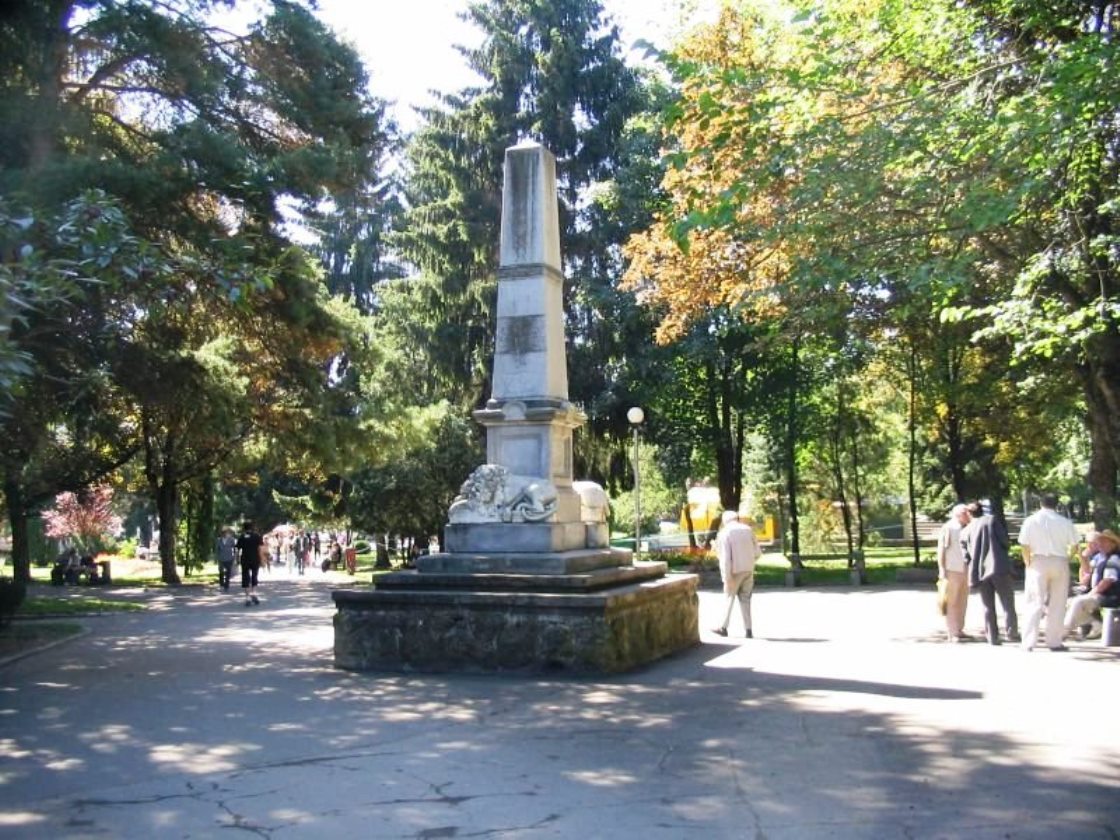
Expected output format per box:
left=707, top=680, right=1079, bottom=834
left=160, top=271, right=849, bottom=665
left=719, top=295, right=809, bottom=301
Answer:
left=937, top=503, right=972, bottom=642
left=711, top=509, right=762, bottom=639
left=215, top=527, right=237, bottom=592
left=236, top=521, right=265, bottom=607
left=1018, top=492, right=1079, bottom=651
left=962, top=502, right=1020, bottom=645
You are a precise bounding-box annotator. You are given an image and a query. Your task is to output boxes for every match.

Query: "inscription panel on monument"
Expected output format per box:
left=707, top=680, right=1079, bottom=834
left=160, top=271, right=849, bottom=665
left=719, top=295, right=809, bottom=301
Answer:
left=497, top=315, right=546, bottom=356
left=499, top=431, right=546, bottom=478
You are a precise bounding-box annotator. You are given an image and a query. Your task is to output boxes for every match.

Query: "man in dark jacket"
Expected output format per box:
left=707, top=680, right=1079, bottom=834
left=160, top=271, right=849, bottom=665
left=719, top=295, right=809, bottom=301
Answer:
left=962, top=503, right=1020, bottom=645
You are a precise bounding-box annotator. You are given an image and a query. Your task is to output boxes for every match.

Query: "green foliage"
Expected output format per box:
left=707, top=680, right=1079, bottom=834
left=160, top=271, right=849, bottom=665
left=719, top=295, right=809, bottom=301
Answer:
left=0, top=2, right=401, bottom=583
left=636, top=0, right=1106, bottom=533
left=393, top=0, right=648, bottom=410
left=611, top=443, right=685, bottom=538
left=348, top=407, right=484, bottom=544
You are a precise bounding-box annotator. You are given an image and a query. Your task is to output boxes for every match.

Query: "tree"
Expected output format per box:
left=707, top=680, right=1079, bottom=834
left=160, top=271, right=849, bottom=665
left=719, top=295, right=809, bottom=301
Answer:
left=0, top=1, right=399, bottom=582
left=393, top=0, right=645, bottom=410
left=41, top=484, right=122, bottom=554
left=633, top=0, right=1102, bottom=539
left=1, top=194, right=143, bottom=583
left=348, top=408, right=483, bottom=551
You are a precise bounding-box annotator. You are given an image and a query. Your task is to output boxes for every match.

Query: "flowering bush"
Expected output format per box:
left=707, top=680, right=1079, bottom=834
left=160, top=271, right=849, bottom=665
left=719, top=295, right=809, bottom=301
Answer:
left=41, top=485, right=122, bottom=553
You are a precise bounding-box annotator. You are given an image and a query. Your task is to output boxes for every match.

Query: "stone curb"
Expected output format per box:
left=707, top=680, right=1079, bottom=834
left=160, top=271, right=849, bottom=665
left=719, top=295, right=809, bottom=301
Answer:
left=0, top=624, right=89, bottom=669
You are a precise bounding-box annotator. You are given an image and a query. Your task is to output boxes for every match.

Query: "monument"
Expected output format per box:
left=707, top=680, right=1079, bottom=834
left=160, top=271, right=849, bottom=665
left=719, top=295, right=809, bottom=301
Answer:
left=332, top=142, right=698, bottom=673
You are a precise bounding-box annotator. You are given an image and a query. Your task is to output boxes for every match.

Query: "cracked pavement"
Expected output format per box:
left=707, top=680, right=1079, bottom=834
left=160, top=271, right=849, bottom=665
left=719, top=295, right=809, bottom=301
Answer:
left=1, top=577, right=1118, bottom=838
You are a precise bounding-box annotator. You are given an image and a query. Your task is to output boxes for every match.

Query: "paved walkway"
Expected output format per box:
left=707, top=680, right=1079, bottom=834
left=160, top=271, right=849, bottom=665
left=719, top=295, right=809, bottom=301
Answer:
left=1, top=578, right=1118, bottom=838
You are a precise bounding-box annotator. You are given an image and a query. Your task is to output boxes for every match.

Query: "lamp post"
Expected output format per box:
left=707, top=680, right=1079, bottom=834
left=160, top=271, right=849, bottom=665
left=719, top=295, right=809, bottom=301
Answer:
left=627, top=406, right=645, bottom=562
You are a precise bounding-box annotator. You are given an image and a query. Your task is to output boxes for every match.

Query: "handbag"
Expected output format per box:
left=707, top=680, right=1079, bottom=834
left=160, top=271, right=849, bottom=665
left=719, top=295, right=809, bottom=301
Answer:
left=936, top=577, right=949, bottom=616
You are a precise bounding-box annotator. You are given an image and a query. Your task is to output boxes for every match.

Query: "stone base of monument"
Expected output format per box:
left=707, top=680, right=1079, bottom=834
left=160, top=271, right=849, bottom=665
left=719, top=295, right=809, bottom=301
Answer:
left=332, top=556, right=699, bottom=674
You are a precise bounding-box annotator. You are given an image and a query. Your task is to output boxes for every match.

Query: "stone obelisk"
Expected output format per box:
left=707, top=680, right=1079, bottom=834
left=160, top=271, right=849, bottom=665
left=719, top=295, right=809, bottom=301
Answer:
left=331, top=143, right=699, bottom=674
left=441, top=141, right=588, bottom=557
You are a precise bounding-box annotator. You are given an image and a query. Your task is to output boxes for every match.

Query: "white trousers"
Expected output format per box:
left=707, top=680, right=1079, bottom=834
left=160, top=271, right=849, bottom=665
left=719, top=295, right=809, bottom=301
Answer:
left=1022, top=556, right=1070, bottom=649
left=1064, top=593, right=1104, bottom=633
left=718, top=571, right=755, bottom=634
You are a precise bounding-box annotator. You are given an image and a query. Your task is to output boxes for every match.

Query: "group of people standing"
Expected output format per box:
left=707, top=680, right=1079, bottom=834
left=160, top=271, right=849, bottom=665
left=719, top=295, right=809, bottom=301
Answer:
left=937, top=493, right=1119, bottom=650
left=266, top=530, right=319, bottom=576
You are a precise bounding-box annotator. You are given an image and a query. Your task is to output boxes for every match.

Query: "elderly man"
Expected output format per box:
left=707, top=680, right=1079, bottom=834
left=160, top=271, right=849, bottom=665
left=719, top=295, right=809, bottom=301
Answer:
left=963, top=502, right=1020, bottom=645
left=937, top=503, right=972, bottom=642
left=1064, top=528, right=1120, bottom=641
left=1018, top=493, right=1079, bottom=651
left=711, top=509, right=762, bottom=639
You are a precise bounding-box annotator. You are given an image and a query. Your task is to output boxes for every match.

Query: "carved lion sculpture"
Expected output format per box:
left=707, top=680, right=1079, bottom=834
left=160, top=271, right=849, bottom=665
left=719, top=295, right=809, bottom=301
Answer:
left=448, top=464, right=558, bottom=524
left=572, top=480, right=610, bottom=523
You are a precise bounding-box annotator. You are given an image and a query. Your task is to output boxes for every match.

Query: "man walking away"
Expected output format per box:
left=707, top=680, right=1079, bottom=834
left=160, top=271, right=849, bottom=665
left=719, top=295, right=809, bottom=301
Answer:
left=1019, top=493, right=1079, bottom=651
left=962, top=502, right=1020, bottom=645
left=712, top=510, right=762, bottom=639
left=236, top=521, right=265, bottom=607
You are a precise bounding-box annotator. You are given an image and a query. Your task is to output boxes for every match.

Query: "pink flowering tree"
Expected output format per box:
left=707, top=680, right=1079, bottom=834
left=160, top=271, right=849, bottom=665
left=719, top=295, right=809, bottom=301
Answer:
left=41, top=485, right=122, bottom=554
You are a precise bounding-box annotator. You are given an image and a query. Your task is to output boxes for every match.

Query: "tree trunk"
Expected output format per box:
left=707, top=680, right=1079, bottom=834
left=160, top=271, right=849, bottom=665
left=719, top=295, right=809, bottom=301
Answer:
left=155, top=480, right=180, bottom=585
left=4, top=477, right=31, bottom=584
left=907, top=339, right=921, bottom=565
left=942, top=345, right=968, bottom=501
left=1085, top=387, right=1118, bottom=529
left=829, top=412, right=854, bottom=564
left=851, top=427, right=866, bottom=550
left=786, top=337, right=801, bottom=558
left=683, top=502, right=697, bottom=550
left=707, top=358, right=740, bottom=511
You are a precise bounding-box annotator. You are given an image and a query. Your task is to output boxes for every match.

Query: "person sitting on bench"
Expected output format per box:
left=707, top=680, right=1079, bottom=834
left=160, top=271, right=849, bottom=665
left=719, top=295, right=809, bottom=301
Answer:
left=1064, top=528, right=1120, bottom=640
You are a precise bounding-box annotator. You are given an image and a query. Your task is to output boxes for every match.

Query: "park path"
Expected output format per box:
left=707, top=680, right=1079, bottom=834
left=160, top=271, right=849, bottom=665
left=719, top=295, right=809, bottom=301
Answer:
left=1, top=577, right=1118, bottom=839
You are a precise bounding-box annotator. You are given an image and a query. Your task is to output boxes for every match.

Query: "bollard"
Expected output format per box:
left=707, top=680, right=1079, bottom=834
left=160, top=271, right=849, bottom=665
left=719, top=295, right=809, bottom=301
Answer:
left=1102, top=608, right=1120, bottom=647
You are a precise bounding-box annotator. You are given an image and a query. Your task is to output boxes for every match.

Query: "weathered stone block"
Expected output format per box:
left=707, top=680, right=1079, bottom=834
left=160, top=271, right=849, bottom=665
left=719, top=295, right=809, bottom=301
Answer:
left=332, top=574, right=699, bottom=674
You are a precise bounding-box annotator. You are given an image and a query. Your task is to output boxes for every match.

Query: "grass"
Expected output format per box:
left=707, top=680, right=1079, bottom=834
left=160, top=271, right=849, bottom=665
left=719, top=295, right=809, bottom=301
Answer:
left=0, top=621, right=83, bottom=660
left=662, top=545, right=938, bottom=587
left=18, top=597, right=146, bottom=617
left=21, top=551, right=382, bottom=588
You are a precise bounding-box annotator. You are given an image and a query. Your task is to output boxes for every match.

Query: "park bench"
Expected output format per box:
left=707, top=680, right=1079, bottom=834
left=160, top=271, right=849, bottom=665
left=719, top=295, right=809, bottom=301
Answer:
left=50, top=559, right=111, bottom=586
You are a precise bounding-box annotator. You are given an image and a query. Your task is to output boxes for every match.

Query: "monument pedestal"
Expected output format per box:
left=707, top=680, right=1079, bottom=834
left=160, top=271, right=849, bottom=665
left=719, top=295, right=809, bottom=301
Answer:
left=332, top=141, right=699, bottom=674
left=332, top=564, right=699, bottom=674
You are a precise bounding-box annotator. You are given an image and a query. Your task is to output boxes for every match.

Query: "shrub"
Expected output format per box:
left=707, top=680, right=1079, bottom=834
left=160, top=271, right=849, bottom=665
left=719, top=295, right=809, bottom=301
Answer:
left=0, top=577, right=28, bottom=628
left=41, top=485, right=122, bottom=553
left=115, top=538, right=138, bottom=559
left=353, top=540, right=372, bottom=554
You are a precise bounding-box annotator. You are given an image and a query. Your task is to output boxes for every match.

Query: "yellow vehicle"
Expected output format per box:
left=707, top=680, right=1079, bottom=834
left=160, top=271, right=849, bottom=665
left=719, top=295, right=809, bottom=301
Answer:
left=679, top=486, right=777, bottom=545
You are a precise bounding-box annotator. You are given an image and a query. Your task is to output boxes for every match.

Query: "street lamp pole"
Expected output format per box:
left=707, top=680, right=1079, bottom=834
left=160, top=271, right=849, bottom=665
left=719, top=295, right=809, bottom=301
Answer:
left=627, top=406, right=645, bottom=562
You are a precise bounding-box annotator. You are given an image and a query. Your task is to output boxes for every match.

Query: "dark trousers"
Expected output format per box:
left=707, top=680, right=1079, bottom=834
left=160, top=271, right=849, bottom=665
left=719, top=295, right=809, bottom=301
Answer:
left=241, top=560, right=260, bottom=590
left=978, top=573, right=1018, bottom=643
left=218, top=562, right=233, bottom=589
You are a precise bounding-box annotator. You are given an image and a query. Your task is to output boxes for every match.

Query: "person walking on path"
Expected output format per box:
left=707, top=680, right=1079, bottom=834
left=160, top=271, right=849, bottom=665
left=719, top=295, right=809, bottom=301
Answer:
left=236, top=521, right=265, bottom=607
left=711, top=509, right=762, bottom=639
left=1018, top=492, right=1079, bottom=651
left=215, top=527, right=237, bottom=592
left=937, top=503, right=972, bottom=642
left=1063, top=528, right=1120, bottom=640
left=963, top=503, right=1020, bottom=645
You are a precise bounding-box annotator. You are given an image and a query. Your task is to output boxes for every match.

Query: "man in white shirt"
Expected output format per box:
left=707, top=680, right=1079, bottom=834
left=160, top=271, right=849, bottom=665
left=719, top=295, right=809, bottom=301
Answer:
left=1018, top=493, right=1079, bottom=651
left=711, top=510, right=761, bottom=639
left=937, top=504, right=972, bottom=642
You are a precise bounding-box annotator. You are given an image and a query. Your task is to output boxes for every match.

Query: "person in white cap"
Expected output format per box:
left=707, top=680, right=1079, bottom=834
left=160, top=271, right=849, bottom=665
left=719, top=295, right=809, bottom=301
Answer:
left=937, top=503, right=972, bottom=642
left=712, top=509, right=761, bottom=638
